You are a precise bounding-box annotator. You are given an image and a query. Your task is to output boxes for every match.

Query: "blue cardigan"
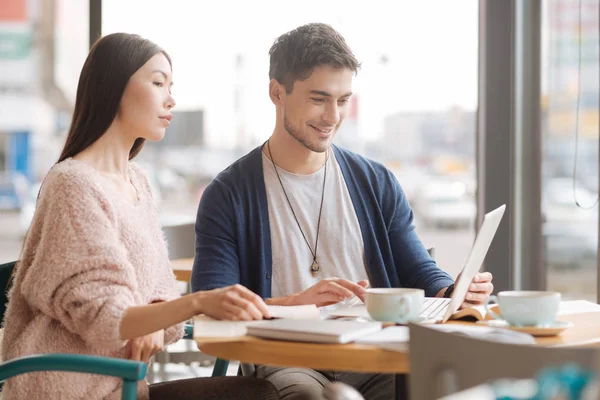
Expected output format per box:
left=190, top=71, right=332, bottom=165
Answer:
left=191, top=145, right=454, bottom=298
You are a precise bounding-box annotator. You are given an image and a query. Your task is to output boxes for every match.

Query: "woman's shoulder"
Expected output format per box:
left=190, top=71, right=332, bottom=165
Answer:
left=41, top=158, right=105, bottom=201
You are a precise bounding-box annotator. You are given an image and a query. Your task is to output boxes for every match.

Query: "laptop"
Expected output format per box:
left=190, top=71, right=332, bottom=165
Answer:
left=420, top=204, right=506, bottom=323
left=328, top=204, right=506, bottom=324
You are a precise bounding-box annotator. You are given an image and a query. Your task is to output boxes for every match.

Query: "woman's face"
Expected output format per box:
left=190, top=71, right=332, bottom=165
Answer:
left=116, top=53, right=176, bottom=142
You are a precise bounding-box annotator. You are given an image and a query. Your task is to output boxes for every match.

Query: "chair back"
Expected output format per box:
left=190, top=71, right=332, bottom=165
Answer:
left=163, top=223, right=195, bottom=259
left=408, top=323, right=598, bottom=400
left=427, top=247, right=435, bottom=260
left=0, top=261, right=16, bottom=322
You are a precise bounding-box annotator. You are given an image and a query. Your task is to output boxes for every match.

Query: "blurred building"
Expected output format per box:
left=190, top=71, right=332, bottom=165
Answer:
left=381, top=108, right=475, bottom=170
left=0, top=0, right=85, bottom=209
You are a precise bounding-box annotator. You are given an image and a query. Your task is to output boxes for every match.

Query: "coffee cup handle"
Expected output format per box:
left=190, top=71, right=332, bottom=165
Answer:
left=397, top=297, right=411, bottom=321
left=485, top=295, right=502, bottom=320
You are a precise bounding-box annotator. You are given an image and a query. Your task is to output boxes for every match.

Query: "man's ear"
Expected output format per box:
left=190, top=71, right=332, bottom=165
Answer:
left=269, top=79, right=284, bottom=105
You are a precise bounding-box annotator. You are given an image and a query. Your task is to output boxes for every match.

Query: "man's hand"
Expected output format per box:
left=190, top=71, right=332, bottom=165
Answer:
left=291, top=278, right=369, bottom=307
left=127, top=330, right=164, bottom=362
left=460, top=272, right=494, bottom=309
left=196, top=284, right=271, bottom=321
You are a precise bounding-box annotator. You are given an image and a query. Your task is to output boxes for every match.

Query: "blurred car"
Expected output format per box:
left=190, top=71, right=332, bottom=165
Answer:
left=411, top=179, right=476, bottom=229
left=543, top=221, right=597, bottom=269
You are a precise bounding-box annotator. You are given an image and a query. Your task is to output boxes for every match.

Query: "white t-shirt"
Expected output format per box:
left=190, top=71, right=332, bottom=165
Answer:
left=262, top=150, right=369, bottom=298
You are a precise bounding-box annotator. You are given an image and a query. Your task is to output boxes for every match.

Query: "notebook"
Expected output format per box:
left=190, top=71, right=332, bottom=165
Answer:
left=246, top=319, right=383, bottom=344
left=194, top=304, right=321, bottom=338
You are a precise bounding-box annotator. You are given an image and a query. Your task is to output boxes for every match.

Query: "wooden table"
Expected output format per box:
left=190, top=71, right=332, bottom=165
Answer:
left=171, top=258, right=193, bottom=282
left=194, top=312, right=600, bottom=375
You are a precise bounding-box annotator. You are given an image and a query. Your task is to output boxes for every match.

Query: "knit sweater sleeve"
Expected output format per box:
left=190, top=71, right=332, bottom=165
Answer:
left=20, top=167, right=141, bottom=350
left=129, top=163, right=184, bottom=346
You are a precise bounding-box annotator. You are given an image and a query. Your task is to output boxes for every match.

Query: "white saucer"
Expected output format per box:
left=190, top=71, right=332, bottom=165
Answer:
left=477, top=319, right=573, bottom=336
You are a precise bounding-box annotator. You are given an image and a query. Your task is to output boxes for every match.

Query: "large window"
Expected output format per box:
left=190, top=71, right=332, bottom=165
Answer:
left=0, top=1, right=479, bottom=279
left=0, top=0, right=88, bottom=263
left=101, top=0, right=479, bottom=278
left=542, top=0, right=599, bottom=300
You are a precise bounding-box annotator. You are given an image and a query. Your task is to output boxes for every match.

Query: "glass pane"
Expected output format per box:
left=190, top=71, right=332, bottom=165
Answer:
left=100, top=0, right=478, bottom=278
left=542, top=0, right=599, bottom=301
left=0, top=0, right=89, bottom=263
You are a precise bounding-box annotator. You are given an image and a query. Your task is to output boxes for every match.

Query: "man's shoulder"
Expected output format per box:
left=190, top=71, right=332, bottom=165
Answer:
left=201, top=146, right=263, bottom=202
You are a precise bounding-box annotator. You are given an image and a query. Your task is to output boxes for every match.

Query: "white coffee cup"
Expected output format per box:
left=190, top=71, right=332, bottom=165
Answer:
left=364, top=288, right=424, bottom=324
left=485, top=290, right=561, bottom=327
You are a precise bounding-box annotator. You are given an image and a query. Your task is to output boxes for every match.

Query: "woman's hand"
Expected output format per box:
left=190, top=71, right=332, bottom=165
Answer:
left=195, top=284, right=270, bottom=321
left=126, top=329, right=165, bottom=362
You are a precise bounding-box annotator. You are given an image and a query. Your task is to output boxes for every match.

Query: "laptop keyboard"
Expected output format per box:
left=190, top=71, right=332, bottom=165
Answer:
left=420, top=297, right=451, bottom=320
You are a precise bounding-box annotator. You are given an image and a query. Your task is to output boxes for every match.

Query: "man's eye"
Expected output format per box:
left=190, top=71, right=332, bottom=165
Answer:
left=311, top=98, right=325, bottom=103
left=153, top=82, right=164, bottom=87
left=339, top=99, right=349, bottom=105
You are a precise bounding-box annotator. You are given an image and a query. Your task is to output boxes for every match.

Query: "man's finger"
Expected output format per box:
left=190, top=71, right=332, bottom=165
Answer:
left=474, top=272, right=493, bottom=283
left=469, top=282, right=493, bottom=293
left=465, top=292, right=488, bottom=303
left=332, top=279, right=366, bottom=297
left=323, top=282, right=355, bottom=299
left=318, top=292, right=348, bottom=307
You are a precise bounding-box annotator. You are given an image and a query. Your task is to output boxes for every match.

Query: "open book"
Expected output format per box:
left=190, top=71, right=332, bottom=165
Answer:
left=448, top=304, right=489, bottom=322
left=193, top=304, right=321, bottom=338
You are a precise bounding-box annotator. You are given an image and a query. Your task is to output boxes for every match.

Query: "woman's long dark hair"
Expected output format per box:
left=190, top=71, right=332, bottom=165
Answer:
left=8, top=34, right=171, bottom=287
left=58, top=33, right=171, bottom=162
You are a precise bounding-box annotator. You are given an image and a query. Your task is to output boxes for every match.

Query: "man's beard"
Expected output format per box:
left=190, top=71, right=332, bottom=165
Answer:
left=283, top=112, right=332, bottom=153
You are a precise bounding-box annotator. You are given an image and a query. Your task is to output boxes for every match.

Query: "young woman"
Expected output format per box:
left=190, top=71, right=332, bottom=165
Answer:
left=0, top=33, right=278, bottom=400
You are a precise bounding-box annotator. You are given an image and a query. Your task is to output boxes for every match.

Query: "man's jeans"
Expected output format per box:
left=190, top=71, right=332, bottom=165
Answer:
left=255, top=365, right=395, bottom=400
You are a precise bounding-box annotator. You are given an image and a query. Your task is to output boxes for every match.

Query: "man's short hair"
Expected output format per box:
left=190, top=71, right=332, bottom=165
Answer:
left=269, top=23, right=361, bottom=93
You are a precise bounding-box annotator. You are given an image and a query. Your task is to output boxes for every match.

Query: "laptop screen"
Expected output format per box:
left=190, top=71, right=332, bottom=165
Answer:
left=442, top=204, right=506, bottom=322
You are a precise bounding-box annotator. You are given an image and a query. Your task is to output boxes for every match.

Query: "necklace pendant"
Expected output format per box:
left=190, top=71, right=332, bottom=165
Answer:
left=310, top=260, right=320, bottom=277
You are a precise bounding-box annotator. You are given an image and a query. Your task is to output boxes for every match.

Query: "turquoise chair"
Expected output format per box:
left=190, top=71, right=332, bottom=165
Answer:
left=0, top=261, right=154, bottom=399
left=0, top=260, right=227, bottom=397
left=182, top=312, right=229, bottom=377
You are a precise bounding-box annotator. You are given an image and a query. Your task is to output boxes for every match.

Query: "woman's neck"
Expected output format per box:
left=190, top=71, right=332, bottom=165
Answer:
left=72, top=125, right=135, bottom=180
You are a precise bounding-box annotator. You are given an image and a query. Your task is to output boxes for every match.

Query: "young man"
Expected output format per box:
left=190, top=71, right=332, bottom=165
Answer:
left=192, top=23, right=493, bottom=400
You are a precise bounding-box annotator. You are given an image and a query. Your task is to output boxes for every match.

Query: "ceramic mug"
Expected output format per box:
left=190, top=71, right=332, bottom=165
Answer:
left=485, top=290, right=561, bottom=327
left=364, top=288, right=424, bottom=324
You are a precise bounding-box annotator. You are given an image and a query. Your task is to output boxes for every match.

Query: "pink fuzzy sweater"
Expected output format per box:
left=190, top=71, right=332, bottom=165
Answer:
left=1, top=159, right=184, bottom=400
